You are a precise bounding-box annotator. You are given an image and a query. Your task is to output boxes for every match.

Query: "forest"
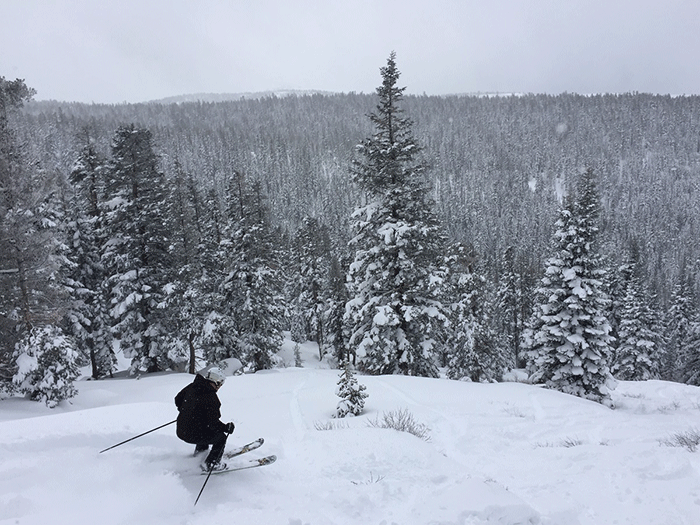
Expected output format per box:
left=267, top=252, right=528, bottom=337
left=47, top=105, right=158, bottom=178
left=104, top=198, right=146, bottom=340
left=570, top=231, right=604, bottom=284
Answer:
left=1, top=54, right=699, bottom=407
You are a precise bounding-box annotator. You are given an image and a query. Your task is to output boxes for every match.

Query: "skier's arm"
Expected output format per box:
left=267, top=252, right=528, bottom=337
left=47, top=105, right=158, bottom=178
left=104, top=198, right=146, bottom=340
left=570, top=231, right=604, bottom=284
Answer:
left=174, top=389, right=185, bottom=411
left=203, top=400, right=227, bottom=433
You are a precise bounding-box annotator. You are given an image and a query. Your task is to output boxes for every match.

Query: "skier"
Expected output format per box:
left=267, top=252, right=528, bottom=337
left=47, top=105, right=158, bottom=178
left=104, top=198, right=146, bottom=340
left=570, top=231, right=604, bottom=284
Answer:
left=175, top=367, right=235, bottom=472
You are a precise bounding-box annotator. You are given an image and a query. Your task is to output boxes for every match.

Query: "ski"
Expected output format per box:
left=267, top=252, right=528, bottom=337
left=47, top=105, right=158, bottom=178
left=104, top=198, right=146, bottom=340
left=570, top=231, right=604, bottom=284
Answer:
left=202, top=454, right=277, bottom=475
left=224, top=437, right=264, bottom=459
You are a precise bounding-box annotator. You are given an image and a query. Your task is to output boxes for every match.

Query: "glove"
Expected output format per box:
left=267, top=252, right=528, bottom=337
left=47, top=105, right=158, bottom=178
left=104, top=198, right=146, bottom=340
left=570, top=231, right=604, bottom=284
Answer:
left=225, top=422, right=235, bottom=434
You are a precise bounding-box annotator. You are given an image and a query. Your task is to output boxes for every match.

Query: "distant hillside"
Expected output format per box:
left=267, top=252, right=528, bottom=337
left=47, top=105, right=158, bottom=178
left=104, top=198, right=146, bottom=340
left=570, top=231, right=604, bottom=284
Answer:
left=18, top=91, right=700, bottom=307
left=149, top=90, right=338, bottom=104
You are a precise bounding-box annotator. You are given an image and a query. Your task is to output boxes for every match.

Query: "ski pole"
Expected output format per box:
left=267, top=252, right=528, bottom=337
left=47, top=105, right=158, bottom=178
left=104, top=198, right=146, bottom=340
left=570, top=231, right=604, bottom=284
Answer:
left=195, top=463, right=215, bottom=506
left=194, top=428, right=233, bottom=506
left=99, top=419, right=177, bottom=453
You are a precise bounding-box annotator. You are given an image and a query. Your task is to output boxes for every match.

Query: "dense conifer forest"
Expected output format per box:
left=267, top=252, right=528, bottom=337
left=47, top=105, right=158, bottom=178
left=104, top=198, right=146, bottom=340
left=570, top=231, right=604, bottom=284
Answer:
left=2, top=62, right=700, bottom=405
left=20, top=91, right=700, bottom=303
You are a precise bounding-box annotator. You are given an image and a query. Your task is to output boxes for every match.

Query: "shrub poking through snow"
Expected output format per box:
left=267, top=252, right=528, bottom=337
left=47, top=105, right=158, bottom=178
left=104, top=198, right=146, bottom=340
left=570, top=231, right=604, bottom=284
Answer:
left=367, top=408, right=431, bottom=441
left=11, top=325, right=80, bottom=408
left=659, top=429, right=700, bottom=452
left=334, top=360, right=368, bottom=418
left=314, top=420, right=349, bottom=431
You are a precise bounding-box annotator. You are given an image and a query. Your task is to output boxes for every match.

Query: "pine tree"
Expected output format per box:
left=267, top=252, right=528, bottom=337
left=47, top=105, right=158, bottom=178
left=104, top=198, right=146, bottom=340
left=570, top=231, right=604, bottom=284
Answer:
left=323, top=255, right=349, bottom=365
left=611, top=269, right=662, bottom=380
left=523, top=169, right=615, bottom=405
left=496, top=246, right=530, bottom=368
left=181, top=186, right=229, bottom=371
left=665, top=279, right=700, bottom=385
left=11, top=325, right=80, bottom=407
left=1, top=78, right=69, bottom=388
left=159, top=160, right=218, bottom=374
left=218, top=173, right=285, bottom=371
left=290, top=216, right=331, bottom=359
left=65, top=136, right=116, bottom=378
left=100, top=125, right=176, bottom=373
left=345, top=52, right=448, bottom=377
left=445, top=245, right=508, bottom=382
left=680, top=317, right=700, bottom=386
left=663, top=281, right=696, bottom=381
left=334, top=360, right=368, bottom=418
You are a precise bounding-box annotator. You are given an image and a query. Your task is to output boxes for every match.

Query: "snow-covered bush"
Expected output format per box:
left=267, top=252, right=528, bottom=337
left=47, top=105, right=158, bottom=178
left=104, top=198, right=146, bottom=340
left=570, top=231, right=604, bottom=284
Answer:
left=334, top=361, right=368, bottom=418
left=11, top=325, right=80, bottom=408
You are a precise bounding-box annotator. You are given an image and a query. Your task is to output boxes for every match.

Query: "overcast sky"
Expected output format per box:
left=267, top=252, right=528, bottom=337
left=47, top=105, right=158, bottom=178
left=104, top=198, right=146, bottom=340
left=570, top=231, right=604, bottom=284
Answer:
left=3, top=0, right=699, bottom=104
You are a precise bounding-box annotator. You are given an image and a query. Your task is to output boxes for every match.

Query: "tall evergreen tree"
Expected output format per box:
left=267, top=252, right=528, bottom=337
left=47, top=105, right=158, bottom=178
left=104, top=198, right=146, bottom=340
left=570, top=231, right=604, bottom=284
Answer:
left=0, top=78, right=69, bottom=390
left=523, top=169, right=615, bottom=405
left=663, top=281, right=696, bottom=381
left=445, top=245, right=508, bottom=382
left=496, top=246, right=530, bottom=368
left=160, top=160, right=215, bottom=374
left=218, top=173, right=285, bottom=371
left=189, top=186, right=232, bottom=369
left=323, top=255, right=349, bottom=365
left=64, top=136, right=116, bottom=379
left=100, top=125, right=176, bottom=373
left=679, top=317, right=700, bottom=386
left=345, top=52, right=448, bottom=377
left=611, top=264, right=662, bottom=380
left=290, top=216, right=331, bottom=358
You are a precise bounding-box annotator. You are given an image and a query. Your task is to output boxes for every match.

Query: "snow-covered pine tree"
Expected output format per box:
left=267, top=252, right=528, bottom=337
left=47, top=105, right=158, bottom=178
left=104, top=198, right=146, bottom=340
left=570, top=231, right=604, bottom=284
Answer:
left=345, top=52, right=448, bottom=377
left=183, top=186, right=232, bottom=370
left=158, top=159, right=221, bottom=374
left=219, top=173, right=285, bottom=371
left=662, top=281, right=696, bottom=381
left=611, top=266, right=662, bottom=380
left=679, top=316, right=700, bottom=386
left=290, top=217, right=331, bottom=359
left=445, top=244, right=509, bottom=382
left=1, top=78, right=70, bottom=388
left=323, top=255, right=350, bottom=365
left=665, top=279, right=700, bottom=385
left=100, top=125, right=176, bottom=374
left=445, top=272, right=477, bottom=381
left=496, top=246, right=531, bottom=368
left=523, top=169, right=616, bottom=405
left=1, top=78, right=38, bottom=369
left=65, top=137, right=116, bottom=379
left=293, top=342, right=303, bottom=367
left=334, top=360, right=368, bottom=418
left=11, top=325, right=80, bottom=407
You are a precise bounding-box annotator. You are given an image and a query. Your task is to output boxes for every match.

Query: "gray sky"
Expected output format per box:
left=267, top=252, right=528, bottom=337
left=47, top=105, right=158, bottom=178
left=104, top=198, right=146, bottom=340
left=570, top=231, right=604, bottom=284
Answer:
left=3, top=0, right=699, bottom=104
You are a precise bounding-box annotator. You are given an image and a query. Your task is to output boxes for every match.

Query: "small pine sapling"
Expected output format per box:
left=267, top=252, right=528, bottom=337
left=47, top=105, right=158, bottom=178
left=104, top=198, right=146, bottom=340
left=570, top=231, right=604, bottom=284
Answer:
left=294, top=342, right=303, bottom=367
left=334, top=360, right=368, bottom=418
left=11, top=326, right=80, bottom=408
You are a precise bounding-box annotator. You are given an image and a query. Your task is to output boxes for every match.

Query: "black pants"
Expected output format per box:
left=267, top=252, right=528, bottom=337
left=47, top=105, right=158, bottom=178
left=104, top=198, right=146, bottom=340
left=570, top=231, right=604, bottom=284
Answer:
left=195, top=431, right=228, bottom=465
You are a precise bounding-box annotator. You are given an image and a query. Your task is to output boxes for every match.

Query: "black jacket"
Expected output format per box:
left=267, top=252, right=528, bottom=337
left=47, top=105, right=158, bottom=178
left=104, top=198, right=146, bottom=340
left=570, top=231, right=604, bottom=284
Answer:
left=174, top=374, right=227, bottom=444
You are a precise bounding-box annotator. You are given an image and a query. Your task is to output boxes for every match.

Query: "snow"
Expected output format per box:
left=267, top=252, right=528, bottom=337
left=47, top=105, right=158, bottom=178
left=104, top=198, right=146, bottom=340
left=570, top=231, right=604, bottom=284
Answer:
left=2, top=339, right=700, bottom=524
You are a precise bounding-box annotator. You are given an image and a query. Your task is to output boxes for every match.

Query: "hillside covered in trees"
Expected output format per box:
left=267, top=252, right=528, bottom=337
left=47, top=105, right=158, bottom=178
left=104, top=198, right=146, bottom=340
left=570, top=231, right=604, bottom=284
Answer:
left=2, top=56, right=700, bottom=406
left=21, top=89, right=700, bottom=301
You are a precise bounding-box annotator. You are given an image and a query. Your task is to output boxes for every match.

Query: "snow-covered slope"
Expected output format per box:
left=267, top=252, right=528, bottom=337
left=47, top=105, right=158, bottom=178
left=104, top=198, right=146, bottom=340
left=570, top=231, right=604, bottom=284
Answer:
left=1, top=339, right=699, bottom=525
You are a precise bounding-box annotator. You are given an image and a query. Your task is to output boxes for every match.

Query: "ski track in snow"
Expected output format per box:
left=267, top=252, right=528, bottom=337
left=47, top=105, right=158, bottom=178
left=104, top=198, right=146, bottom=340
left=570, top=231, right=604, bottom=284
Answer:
left=290, top=376, right=308, bottom=440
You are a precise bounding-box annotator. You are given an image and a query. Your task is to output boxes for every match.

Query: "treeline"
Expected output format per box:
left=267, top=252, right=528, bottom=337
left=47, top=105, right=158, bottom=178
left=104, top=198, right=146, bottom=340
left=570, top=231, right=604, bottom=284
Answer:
left=20, top=90, right=700, bottom=306
left=2, top=63, right=700, bottom=406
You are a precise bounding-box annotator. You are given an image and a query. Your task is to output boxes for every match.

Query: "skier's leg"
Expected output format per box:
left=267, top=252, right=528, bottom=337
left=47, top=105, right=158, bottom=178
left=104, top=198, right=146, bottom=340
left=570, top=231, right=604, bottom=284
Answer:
left=204, top=431, right=228, bottom=466
left=194, top=442, right=209, bottom=457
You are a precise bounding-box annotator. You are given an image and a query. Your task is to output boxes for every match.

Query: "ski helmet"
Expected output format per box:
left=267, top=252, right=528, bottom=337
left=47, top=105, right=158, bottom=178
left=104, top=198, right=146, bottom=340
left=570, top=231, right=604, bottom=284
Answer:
left=203, top=367, right=226, bottom=387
